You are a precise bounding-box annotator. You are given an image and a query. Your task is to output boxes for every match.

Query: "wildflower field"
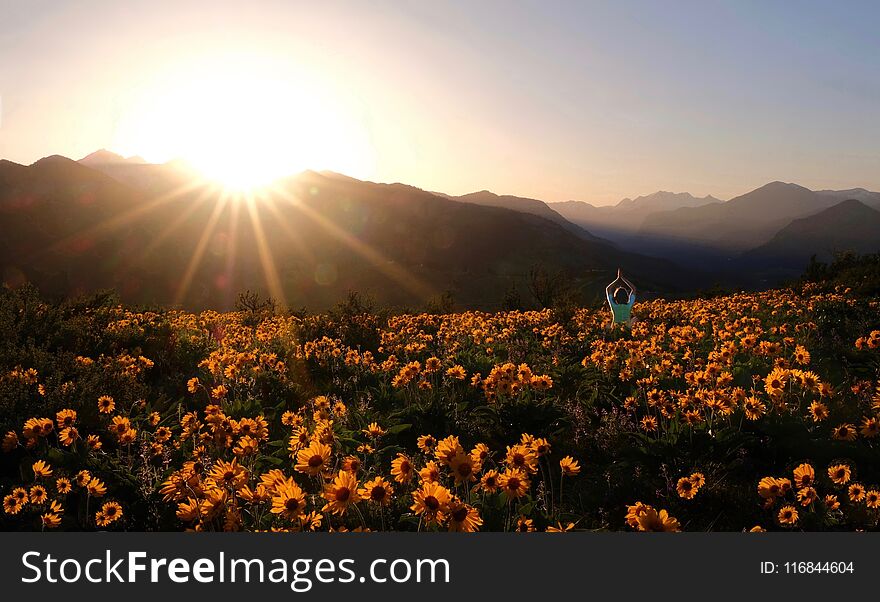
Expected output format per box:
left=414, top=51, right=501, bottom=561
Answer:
left=1, top=281, right=879, bottom=533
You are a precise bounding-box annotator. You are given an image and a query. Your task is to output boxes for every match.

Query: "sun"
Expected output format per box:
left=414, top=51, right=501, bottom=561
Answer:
left=113, top=52, right=375, bottom=191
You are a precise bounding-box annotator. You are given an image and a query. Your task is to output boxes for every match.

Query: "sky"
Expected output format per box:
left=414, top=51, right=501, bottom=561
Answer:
left=1, top=0, right=879, bottom=204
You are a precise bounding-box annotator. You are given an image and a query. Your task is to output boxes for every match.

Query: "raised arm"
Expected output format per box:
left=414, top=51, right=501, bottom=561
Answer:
left=620, top=274, right=636, bottom=294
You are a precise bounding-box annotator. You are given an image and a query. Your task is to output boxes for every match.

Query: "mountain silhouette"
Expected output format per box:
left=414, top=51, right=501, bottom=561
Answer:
left=0, top=155, right=691, bottom=310
left=447, top=190, right=603, bottom=242
left=551, top=191, right=719, bottom=245
left=638, top=182, right=841, bottom=252
left=741, top=199, right=880, bottom=270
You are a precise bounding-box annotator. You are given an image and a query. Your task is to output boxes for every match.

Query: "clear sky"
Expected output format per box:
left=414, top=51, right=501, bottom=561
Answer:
left=1, top=0, right=878, bottom=204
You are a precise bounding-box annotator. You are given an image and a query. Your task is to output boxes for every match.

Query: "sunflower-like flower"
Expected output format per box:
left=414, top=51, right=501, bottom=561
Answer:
left=96, top=501, right=123, bottom=527
left=271, top=479, right=307, bottom=520
left=32, top=460, right=53, bottom=479
left=390, top=454, right=414, bottom=484
left=358, top=477, right=394, bottom=506
left=828, top=463, right=851, bottom=485
left=505, top=444, right=537, bottom=474
left=209, top=458, right=248, bottom=489
left=450, top=452, right=479, bottom=483
left=635, top=506, right=680, bottom=532
left=792, top=463, right=814, bottom=488
left=777, top=505, right=798, bottom=526
left=559, top=456, right=581, bottom=477
left=97, top=395, right=115, bottom=414
left=498, top=468, right=529, bottom=499
left=446, top=499, right=482, bottom=532
left=434, top=435, right=463, bottom=466
left=294, top=440, right=332, bottom=476
left=410, top=481, right=451, bottom=525
left=322, top=470, right=360, bottom=516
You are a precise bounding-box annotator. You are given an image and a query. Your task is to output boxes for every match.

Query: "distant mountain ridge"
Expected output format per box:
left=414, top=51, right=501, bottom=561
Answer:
left=6, top=149, right=880, bottom=298
left=446, top=190, right=604, bottom=242
left=616, top=191, right=722, bottom=211
left=0, top=153, right=692, bottom=310
left=550, top=191, right=720, bottom=246
left=742, top=199, right=880, bottom=269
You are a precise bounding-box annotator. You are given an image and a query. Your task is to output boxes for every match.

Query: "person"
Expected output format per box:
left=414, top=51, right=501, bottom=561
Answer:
left=606, top=269, right=636, bottom=326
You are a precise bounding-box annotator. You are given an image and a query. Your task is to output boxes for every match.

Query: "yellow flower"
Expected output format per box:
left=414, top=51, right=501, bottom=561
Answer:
left=187, top=377, right=200, bottom=393
left=677, top=477, right=698, bottom=499
left=559, top=456, right=581, bottom=477
left=271, top=479, right=307, bottom=520
left=358, top=477, right=394, bottom=506
left=1, top=430, right=19, bottom=452
left=97, top=395, right=115, bottom=414
left=796, top=487, right=817, bottom=507
left=479, top=469, right=500, bottom=494
left=792, top=463, right=814, bottom=488
left=498, top=468, right=529, bottom=499
left=777, top=505, right=799, bottom=526
left=32, top=460, right=53, bottom=479
left=807, top=401, right=828, bottom=422
left=59, top=427, right=79, bottom=446
left=470, top=443, right=491, bottom=464
left=865, top=490, right=880, bottom=509
left=505, top=444, right=538, bottom=474
left=435, top=435, right=463, bottom=465
left=55, top=409, right=77, bottom=429
left=636, top=506, right=680, bottom=532
left=410, top=481, right=451, bottom=525
left=764, top=368, right=788, bottom=398
left=417, top=434, right=437, bottom=453
left=419, top=461, right=442, bottom=483
left=233, top=435, right=259, bottom=456
left=390, top=454, right=414, bottom=484
left=86, top=478, right=107, bottom=498
left=447, top=500, right=482, bottom=532
left=363, top=422, right=386, bottom=438
left=29, top=485, right=48, bottom=504
left=294, top=441, right=332, bottom=476
left=41, top=512, right=62, bottom=529
left=827, top=464, right=851, bottom=485
left=208, top=458, right=248, bottom=489
left=794, top=345, right=811, bottom=365
left=322, top=470, right=360, bottom=516
left=546, top=521, right=576, bottom=532
left=860, top=416, right=879, bottom=438
left=757, top=476, right=790, bottom=499
left=96, top=501, right=123, bottom=527
left=848, top=483, right=865, bottom=502
left=832, top=423, right=857, bottom=441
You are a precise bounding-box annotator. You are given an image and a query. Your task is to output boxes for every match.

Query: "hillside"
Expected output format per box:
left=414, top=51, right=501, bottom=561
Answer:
left=741, top=199, right=880, bottom=269
left=450, top=190, right=602, bottom=242
left=638, top=182, right=841, bottom=252
left=0, top=156, right=690, bottom=310
left=552, top=191, right=719, bottom=244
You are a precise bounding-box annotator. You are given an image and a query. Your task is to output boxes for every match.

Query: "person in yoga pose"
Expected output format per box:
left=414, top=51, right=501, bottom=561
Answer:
left=606, top=269, right=636, bottom=326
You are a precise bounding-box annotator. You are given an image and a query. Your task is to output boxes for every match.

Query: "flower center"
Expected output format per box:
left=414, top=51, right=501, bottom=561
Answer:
left=451, top=507, right=468, bottom=522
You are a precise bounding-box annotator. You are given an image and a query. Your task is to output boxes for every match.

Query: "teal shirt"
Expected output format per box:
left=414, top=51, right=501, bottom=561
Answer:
left=607, top=292, right=635, bottom=323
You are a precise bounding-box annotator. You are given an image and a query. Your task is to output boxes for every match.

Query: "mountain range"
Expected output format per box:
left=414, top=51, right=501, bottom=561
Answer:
left=0, top=152, right=689, bottom=310
left=1, top=150, right=878, bottom=309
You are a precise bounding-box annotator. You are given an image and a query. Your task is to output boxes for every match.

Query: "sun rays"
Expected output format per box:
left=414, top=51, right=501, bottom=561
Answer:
left=33, top=166, right=439, bottom=310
